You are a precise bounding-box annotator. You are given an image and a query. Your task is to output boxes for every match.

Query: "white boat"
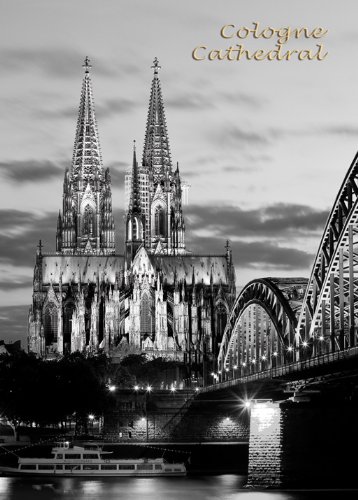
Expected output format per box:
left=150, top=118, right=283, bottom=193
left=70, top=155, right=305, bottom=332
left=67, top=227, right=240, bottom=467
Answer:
left=0, top=441, right=187, bottom=477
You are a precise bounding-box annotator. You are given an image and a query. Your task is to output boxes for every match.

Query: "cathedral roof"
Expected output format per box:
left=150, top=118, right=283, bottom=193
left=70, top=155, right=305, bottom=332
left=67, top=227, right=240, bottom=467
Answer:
left=71, top=57, right=103, bottom=179
left=41, top=255, right=124, bottom=284
left=148, top=255, right=229, bottom=285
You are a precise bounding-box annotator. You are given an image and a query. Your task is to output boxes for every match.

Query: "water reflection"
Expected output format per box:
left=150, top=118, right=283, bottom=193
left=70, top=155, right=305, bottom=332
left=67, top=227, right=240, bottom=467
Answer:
left=0, top=476, right=358, bottom=500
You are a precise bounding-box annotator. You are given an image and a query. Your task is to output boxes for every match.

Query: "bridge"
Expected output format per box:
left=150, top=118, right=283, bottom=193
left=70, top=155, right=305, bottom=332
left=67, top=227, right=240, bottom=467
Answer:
left=202, top=148, right=358, bottom=487
left=217, top=149, right=358, bottom=382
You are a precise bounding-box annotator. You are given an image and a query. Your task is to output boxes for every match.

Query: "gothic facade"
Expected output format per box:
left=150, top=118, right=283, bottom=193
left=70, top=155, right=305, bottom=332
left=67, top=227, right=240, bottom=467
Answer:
left=28, top=58, right=236, bottom=366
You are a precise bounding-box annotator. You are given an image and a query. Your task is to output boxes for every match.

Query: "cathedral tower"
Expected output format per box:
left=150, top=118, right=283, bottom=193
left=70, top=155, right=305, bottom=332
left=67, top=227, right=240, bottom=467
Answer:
left=56, top=57, right=115, bottom=255
left=125, top=141, right=145, bottom=264
left=125, top=58, right=186, bottom=259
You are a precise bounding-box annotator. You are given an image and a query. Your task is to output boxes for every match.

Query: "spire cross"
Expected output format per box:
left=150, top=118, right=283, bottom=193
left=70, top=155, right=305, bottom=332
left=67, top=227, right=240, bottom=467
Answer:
left=83, top=56, right=92, bottom=73
left=133, top=139, right=136, bottom=152
left=151, top=57, right=161, bottom=75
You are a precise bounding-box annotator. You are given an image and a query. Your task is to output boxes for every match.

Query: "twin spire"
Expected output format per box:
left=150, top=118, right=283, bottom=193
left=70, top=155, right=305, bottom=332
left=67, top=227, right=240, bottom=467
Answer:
left=143, top=57, right=172, bottom=181
left=72, top=56, right=103, bottom=180
left=73, top=56, right=169, bottom=183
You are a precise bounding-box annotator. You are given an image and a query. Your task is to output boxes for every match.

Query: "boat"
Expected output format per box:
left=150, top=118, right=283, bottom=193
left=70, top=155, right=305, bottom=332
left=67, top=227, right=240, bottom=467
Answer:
left=0, top=441, right=187, bottom=477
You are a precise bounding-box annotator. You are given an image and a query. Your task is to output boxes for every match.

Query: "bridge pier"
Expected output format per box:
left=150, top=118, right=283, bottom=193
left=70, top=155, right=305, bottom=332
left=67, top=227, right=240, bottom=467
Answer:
left=247, top=395, right=358, bottom=489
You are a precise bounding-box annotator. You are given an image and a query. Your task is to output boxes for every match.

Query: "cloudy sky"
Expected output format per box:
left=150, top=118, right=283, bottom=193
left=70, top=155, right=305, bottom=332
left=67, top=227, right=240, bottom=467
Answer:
left=1, top=0, right=358, bottom=344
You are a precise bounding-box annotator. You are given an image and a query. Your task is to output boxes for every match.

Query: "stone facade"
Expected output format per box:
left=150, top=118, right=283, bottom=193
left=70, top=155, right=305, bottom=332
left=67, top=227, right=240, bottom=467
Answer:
left=103, top=390, right=249, bottom=443
left=28, top=58, right=236, bottom=364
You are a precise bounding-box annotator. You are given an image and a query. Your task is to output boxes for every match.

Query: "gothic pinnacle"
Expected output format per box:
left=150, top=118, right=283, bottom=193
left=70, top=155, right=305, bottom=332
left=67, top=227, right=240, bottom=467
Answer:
left=151, top=57, right=161, bottom=76
left=82, top=56, right=92, bottom=74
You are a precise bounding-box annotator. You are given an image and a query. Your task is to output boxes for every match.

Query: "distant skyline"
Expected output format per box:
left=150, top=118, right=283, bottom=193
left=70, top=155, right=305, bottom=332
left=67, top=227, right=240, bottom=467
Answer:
left=1, top=0, right=358, bottom=344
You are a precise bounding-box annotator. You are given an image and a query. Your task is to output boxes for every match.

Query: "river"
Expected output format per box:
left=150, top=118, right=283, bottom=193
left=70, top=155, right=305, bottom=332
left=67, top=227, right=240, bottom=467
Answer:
left=1, top=475, right=358, bottom=500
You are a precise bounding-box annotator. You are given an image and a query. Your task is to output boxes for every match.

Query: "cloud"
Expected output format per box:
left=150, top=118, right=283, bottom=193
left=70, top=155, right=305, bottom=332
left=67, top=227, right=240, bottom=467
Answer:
left=0, top=305, right=29, bottom=346
left=185, top=203, right=328, bottom=239
left=36, top=98, right=138, bottom=120
left=1, top=49, right=140, bottom=79
left=0, top=159, right=129, bottom=186
left=0, top=278, right=33, bottom=292
left=166, top=90, right=265, bottom=110
left=0, top=208, right=126, bottom=268
left=108, top=161, right=128, bottom=186
left=0, top=159, right=66, bottom=183
left=321, top=125, right=358, bottom=136
left=217, top=126, right=272, bottom=148
left=97, top=98, right=138, bottom=116
left=187, top=234, right=313, bottom=271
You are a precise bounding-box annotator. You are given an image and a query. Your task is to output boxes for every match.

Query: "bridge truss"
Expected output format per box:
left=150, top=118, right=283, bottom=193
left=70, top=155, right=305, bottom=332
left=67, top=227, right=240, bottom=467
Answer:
left=218, top=151, right=358, bottom=375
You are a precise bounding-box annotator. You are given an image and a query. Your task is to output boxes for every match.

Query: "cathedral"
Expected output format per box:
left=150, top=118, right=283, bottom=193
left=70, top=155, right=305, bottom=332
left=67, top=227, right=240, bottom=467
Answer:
left=28, top=57, right=236, bottom=367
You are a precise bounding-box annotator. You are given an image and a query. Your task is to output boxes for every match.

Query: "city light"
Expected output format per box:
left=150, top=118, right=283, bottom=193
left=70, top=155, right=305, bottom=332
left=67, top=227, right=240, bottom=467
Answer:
left=319, top=335, right=324, bottom=341
left=195, top=387, right=200, bottom=392
left=225, top=368, right=229, bottom=372
left=244, top=400, right=251, bottom=408
left=242, top=362, right=247, bottom=367
left=287, top=346, right=293, bottom=352
left=88, top=414, right=94, bottom=420
left=108, top=385, right=116, bottom=392
left=170, top=386, right=176, bottom=393
left=233, top=365, right=238, bottom=370
left=146, top=385, right=152, bottom=393
left=302, top=341, right=308, bottom=347
left=134, top=385, right=139, bottom=391
left=261, top=355, right=266, bottom=360
left=273, top=351, right=278, bottom=356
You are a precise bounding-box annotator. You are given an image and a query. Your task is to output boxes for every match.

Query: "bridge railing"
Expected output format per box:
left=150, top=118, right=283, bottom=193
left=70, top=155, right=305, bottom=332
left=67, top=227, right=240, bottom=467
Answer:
left=203, top=345, right=358, bottom=392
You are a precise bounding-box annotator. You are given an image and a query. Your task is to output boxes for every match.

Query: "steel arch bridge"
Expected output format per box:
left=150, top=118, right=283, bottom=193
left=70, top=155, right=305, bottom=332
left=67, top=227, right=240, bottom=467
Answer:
left=218, top=150, right=358, bottom=376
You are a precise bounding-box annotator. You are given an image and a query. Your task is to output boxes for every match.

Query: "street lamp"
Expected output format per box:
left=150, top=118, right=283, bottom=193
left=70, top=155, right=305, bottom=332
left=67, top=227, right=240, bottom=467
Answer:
left=88, top=414, right=95, bottom=434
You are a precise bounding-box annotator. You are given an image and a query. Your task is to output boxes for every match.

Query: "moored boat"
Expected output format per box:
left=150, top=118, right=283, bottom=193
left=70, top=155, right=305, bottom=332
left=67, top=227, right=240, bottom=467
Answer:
left=0, top=441, right=187, bottom=477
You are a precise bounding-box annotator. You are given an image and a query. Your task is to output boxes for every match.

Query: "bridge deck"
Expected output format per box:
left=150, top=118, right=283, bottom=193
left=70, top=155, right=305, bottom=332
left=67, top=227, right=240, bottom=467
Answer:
left=203, top=346, right=358, bottom=393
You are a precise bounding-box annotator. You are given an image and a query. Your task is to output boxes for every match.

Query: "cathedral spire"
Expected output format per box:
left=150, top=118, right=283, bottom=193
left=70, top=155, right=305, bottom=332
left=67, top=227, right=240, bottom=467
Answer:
left=129, top=140, right=141, bottom=214
left=142, top=58, right=172, bottom=180
left=72, top=57, right=103, bottom=180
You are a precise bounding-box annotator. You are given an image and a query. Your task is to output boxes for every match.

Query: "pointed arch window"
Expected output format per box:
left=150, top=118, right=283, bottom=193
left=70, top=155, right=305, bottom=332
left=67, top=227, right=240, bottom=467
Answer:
left=216, top=303, right=228, bottom=342
left=140, top=293, right=153, bottom=335
left=63, top=302, right=75, bottom=350
left=44, top=303, right=58, bottom=346
left=83, top=205, right=94, bottom=236
left=154, top=206, right=166, bottom=237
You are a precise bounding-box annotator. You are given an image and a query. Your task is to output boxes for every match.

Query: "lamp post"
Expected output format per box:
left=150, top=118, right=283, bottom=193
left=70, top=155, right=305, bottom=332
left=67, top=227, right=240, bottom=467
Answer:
left=88, top=414, right=94, bottom=435
left=145, top=386, right=152, bottom=442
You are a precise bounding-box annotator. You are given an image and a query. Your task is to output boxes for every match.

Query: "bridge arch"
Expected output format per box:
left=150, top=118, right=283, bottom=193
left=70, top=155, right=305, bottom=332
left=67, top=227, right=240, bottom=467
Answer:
left=218, top=278, right=307, bottom=375
left=297, top=152, right=358, bottom=353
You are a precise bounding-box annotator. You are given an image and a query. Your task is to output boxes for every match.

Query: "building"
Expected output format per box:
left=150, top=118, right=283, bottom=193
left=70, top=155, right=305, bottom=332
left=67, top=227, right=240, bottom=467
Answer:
left=28, top=57, right=236, bottom=369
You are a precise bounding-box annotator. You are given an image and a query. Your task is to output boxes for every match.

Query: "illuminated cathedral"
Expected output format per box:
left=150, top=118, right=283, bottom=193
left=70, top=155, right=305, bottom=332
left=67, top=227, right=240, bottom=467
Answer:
left=28, top=57, right=236, bottom=366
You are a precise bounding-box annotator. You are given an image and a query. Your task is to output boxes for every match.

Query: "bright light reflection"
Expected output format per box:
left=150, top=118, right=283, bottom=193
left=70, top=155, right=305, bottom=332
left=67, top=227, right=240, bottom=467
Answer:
left=82, top=480, right=102, bottom=495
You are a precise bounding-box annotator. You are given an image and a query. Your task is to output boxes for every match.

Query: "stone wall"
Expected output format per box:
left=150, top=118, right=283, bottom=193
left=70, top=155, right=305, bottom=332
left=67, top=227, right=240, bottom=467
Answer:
left=103, top=390, right=249, bottom=443
left=247, top=402, right=282, bottom=488
left=247, top=398, right=358, bottom=488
